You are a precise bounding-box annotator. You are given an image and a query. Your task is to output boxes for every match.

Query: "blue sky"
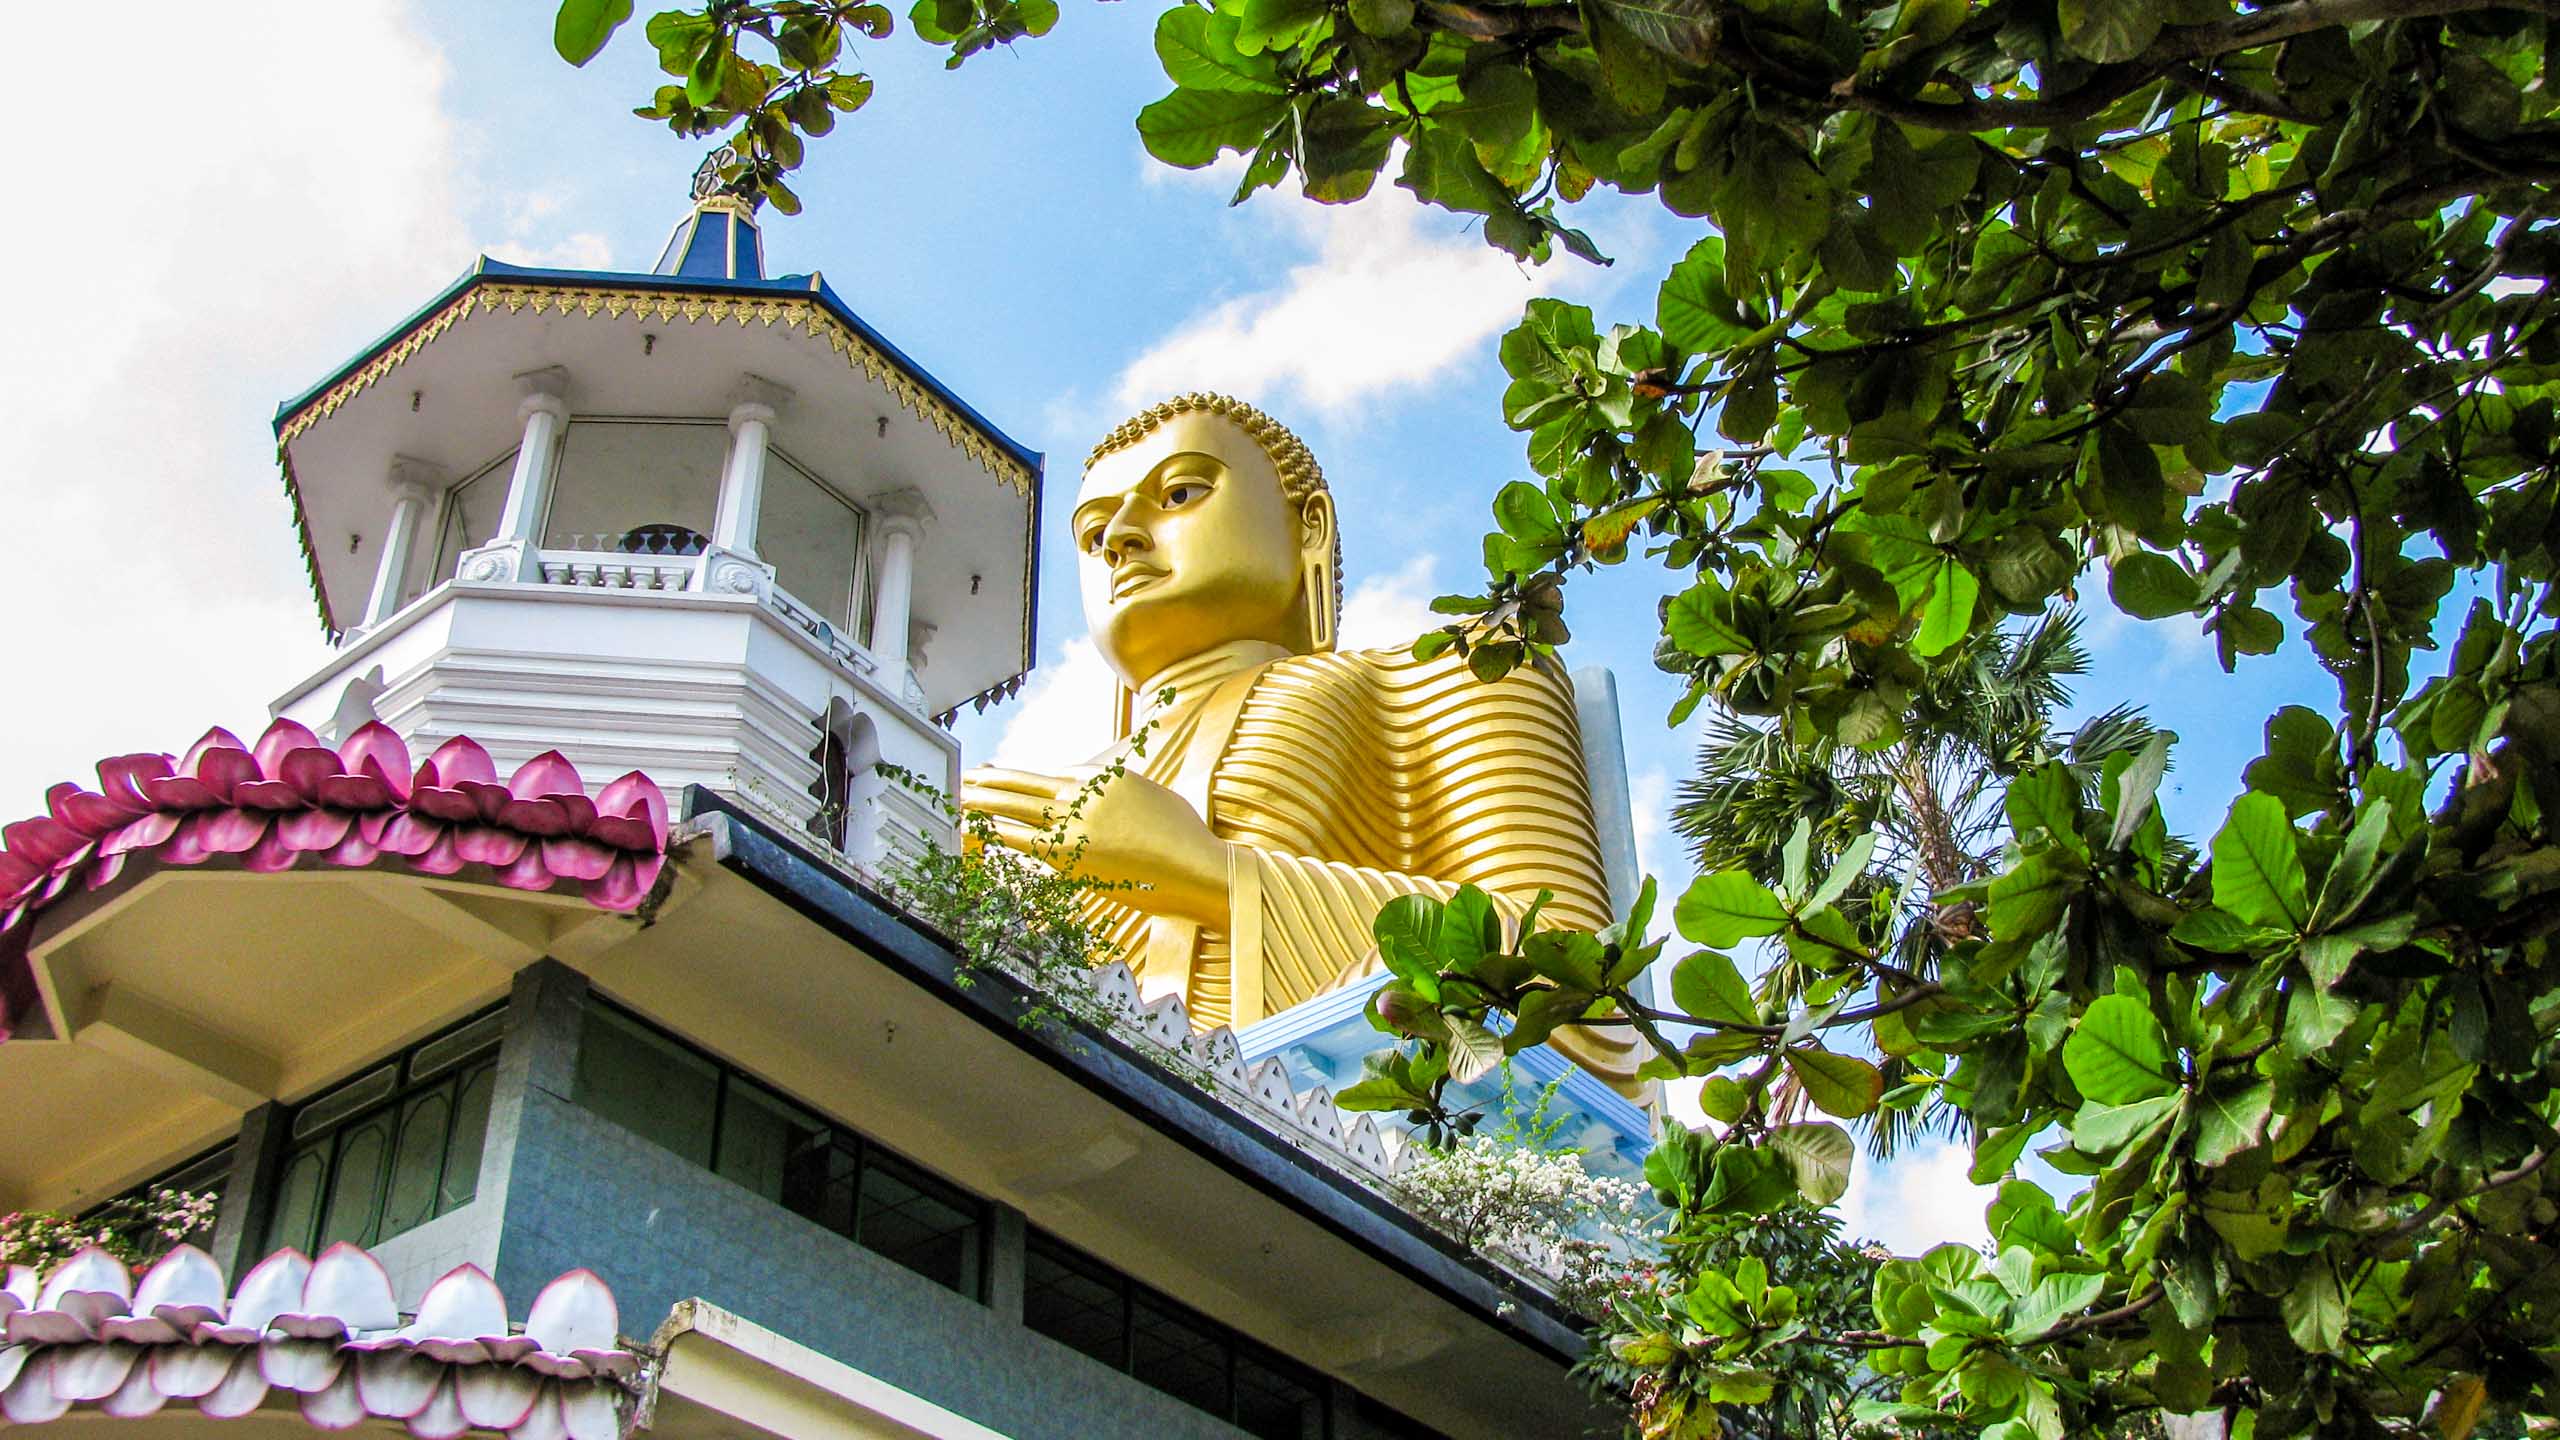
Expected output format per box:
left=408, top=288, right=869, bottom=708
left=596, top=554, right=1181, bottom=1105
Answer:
left=0, top=0, right=2354, bottom=1251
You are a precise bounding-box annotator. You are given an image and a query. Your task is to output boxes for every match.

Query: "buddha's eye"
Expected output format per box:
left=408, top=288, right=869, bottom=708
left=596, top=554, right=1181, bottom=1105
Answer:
left=1162, top=481, right=1207, bottom=509
left=1078, top=526, right=1105, bottom=554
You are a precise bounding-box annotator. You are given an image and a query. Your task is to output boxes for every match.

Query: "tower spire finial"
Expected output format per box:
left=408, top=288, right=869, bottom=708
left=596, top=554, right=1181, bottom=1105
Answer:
left=657, top=145, right=767, bottom=280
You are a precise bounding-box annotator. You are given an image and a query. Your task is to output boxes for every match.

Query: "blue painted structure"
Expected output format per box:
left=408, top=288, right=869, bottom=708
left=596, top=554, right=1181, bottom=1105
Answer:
left=1237, top=974, right=1656, bottom=1186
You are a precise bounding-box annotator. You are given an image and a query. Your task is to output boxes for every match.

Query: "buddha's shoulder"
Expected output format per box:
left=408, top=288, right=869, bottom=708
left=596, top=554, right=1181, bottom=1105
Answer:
left=1259, top=642, right=1579, bottom=707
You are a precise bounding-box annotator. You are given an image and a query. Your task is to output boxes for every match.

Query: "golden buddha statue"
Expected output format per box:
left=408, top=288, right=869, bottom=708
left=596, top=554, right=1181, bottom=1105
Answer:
left=963, top=394, right=1647, bottom=1100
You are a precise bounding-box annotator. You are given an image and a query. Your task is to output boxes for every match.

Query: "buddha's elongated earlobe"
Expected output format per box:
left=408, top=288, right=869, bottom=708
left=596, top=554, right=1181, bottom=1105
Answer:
left=1303, top=552, right=1335, bottom=652
left=1299, top=492, right=1338, bottom=653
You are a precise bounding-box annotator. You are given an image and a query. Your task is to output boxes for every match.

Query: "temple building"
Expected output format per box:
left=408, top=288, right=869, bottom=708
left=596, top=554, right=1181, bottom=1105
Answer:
left=0, top=184, right=1649, bottom=1440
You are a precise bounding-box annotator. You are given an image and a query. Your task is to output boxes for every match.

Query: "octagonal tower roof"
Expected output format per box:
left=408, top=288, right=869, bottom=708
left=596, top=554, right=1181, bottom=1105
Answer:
left=270, top=225, right=1043, bottom=722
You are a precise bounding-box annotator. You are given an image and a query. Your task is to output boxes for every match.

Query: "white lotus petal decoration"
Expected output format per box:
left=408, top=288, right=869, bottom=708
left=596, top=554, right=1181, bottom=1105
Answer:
left=357, top=1346, right=448, bottom=1419
left=213, top=1248, right=313, bottom=1341
left=99, top=1355, right=169, bottom=1419
left=406, top=1372, right=471, bottom=1440
left=301, top=1366, right=370, bottom=1431
left=276, top=1244, right=400, bottom=1340
left=562, top=1379, right=620, bottom=1440
left=51, top=1338, right=139, bottom=1401
left=402, top=1265, right=510, bottom=1365
left=260, top=1335, right=347, bottom=1393
left=199, top=1349, right=274, bottom=1419
left=1, top=1350, right=72, bottom=1424
left=458, top=1362, right=545, bottom=1430
left=148, top=1341, right=235, bottom=1397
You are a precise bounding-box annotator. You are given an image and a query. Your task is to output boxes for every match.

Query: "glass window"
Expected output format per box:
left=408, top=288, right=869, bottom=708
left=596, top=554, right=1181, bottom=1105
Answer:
left=264, top=1009, right=502, bottom=1255
left=857, top=1149, right=983, bottom=1296
left=1024, top=1234, right=1128, bottom=1370
left=1132, top=1293, right=1230, bottom=1418
left=541, top=420, right=725, bottom=554
left=715, top=1077, right=826, bottom=1204
left=429, top=456, right=514, bottom=590
left=1235, top=1347, right=1327, bottom=1440
left=569, top=999, right=987, bottom=1303
left=759, top=450, right=867, bottom=630
left=573, top=1004, right=720, bottom=1168
left=1024, top=1228, right=1339, bottom=1437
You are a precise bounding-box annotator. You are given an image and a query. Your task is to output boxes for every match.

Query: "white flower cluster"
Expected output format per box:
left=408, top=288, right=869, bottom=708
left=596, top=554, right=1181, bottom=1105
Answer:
left=1395, top=1138, right=1657, bottom=1318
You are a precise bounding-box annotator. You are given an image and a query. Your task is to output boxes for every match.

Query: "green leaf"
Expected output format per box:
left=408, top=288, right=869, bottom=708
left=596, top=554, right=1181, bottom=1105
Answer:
left=2192, top=1077, right=2273, bottom=1165
left=1435, top=885, right=1502, bottom=970
left=2070, top=1094, right=2179, bottom=1152
left=1768, top=1122, right=1855, bottom=1204
left=1135, top=87, right=1288, bottom=168
left=1809, top=832, right=1878, bottom=910
left=2282, top=1261, right=2346, bottom=1354
left=1153, top=8, right=1282, bottom=93
left=1657, top=237, right=1752, bottom=353
left=1234, top=0, right=1327, bottom=52
left=1785, top=1048, right=1884, bottom=1118
left=1676, top=870, right=1790, bottom=946
left=1914, top=559, right=1978, bottom=657
left=1508, top=985, right=1594, bottom=1052
left=2109, top=552, right=2198, bottom=620
left=2057, top=0, right=2163, bottom=63
left=1347, top=0, right=1415, bottom=36
left=2006, top=1272, right=2106, bottom=1342
left=2212, top=792, right=2309, bottom=932
left=1445, top=1016, right=1503, bottom=1084
left=1372, top=894, right=1443, bottom=984
left=2106, top=733, right=2173, bottom=851
left=1493, top=481, right=1563, bottom=546
left=1697, top=1075, right=1749, bottom=1123
left=1671, top=949, right=1757, bottom=1027
left=554, top=0, right=635, bottom=65
left=1666, top=581, right=1751, bottom=657
left=2063, top=993, right=2179, bottom=1104
left=1589, top=0, right=1719, bottom=64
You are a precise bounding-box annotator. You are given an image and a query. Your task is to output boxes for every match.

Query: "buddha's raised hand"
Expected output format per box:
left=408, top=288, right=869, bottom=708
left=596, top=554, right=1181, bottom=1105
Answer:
left=960, top=764, right=1231, bottom=931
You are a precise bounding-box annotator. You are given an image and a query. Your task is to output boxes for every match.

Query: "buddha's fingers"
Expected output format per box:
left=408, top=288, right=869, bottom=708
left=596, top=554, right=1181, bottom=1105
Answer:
left=962, top=766, right=1071, bottom=798
left=979, top=815, right=1060, bottom=859
left=962, top=782, right=1066, bottom=827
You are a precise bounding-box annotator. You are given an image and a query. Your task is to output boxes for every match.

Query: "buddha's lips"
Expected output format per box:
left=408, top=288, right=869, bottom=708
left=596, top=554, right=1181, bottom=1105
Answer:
left=1110, top=564, right=1167, bottom=599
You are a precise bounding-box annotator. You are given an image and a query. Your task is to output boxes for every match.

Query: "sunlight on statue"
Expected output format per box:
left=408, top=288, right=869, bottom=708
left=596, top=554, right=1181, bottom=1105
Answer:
left=963, top=393, right=1647, bottom=1099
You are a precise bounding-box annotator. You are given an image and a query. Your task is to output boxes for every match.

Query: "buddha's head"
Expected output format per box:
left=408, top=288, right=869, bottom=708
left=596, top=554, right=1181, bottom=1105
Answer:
left=1077, top=394, right=1340, bottom=688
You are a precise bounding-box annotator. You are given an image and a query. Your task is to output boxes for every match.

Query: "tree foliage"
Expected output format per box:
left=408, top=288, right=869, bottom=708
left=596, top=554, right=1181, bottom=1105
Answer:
left=556, top=0, right=2560, bottom=1433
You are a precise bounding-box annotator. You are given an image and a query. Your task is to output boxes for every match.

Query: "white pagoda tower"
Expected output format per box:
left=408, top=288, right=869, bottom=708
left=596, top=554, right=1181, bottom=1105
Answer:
left=267, top=181, right=1042, bottom=868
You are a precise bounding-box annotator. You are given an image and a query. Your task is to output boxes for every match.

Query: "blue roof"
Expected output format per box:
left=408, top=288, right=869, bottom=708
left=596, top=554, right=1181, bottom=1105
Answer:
left=272, top=258, right=1044, bottom=476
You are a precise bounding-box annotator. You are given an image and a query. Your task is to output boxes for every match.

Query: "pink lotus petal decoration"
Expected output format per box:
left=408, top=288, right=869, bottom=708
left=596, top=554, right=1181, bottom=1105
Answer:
left=0, top=1241, right=637, bottom=1440
left=0, top=721, right=668, bottom=1042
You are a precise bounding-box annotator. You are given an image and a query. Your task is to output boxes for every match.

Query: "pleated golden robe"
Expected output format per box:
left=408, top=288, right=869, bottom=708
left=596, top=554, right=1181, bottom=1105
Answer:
left=1085, top=644, right=1646, bottom=1098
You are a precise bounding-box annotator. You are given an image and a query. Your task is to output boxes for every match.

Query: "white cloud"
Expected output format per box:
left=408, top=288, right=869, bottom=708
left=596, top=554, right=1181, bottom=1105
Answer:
left=1112, top=186, right=1557, bottom=418
left=1836, top=1139, right=1995, bottom=1256
left=0, top=2, right=531, bottom=812
left=1336, top=553, right=1441, bottom=651
left=986, top=637, right=1119, bottom=773
left=487, top=232, right=616, bottom=271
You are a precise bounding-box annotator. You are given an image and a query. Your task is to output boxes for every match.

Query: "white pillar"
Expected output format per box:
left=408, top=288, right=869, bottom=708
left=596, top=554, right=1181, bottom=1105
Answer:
left=868, top=492, right=933, bottom=670
left=493, top=369, right=571, bottom=547
left=712, top=398, right=777, bottom=556
left=360, top=463, right=437, bottom=628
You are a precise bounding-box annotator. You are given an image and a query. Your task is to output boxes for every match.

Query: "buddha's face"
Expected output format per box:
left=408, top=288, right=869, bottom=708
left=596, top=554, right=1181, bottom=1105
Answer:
left=1075, top=410, right=1322, bottom=685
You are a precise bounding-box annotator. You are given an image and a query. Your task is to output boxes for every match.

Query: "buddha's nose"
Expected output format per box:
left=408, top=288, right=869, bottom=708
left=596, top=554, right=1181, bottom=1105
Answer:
left=1101, top=504, right=1152, bottom=565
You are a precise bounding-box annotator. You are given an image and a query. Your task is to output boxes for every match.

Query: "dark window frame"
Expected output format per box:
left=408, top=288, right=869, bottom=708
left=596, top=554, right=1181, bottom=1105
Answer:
left=574, top=997, right=992, bottom=1304
left=1023, top=1227, right=1334, bottom=1440
left=263, top=1005, right=504, bottom=1256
